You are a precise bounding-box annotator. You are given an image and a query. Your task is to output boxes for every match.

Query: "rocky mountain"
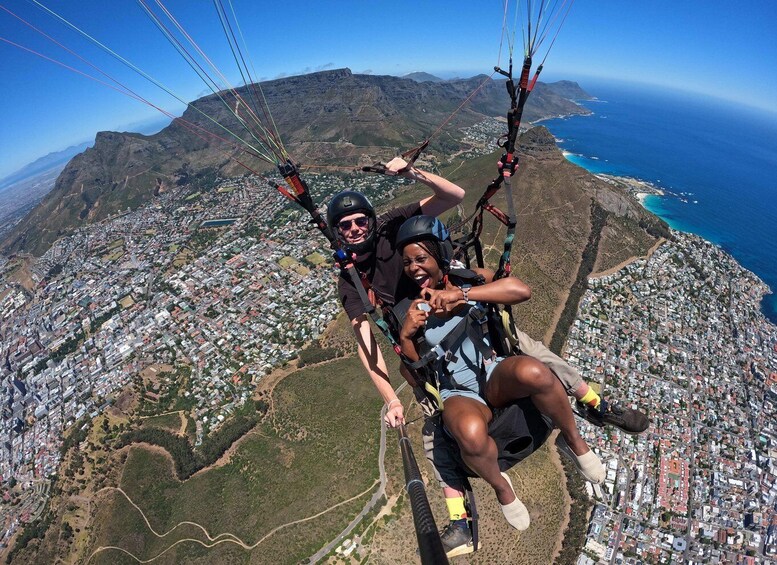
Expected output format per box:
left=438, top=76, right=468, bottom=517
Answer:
left=402, top=71, right=445, bottom=82
left=537, top=79, right=593, bottom=101
left=2, top=68, right=591, bottom=257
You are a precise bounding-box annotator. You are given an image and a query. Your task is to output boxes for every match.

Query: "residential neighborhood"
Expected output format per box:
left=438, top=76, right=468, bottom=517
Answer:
left=0, top=170, right=403, bottom=547
left=568, top=232, right=777, bottom=564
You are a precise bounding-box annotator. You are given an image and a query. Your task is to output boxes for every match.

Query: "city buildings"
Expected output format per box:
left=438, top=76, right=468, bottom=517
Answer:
left=569, top=232, right=777, bottom=564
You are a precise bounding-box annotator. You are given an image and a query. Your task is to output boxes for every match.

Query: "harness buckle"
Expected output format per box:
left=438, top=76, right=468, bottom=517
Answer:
left=429, top=344, right=456, bottom=364
left=469, top=305, right=488, bottom=326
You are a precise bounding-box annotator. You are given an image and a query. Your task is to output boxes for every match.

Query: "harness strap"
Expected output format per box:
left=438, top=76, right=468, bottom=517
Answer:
left=423, top=382, right=443, bottom=412
left=463, top=307, right=495, bottom=362
left=482, top=203, right=511, bottom=226
left=500, top=309, right=518, bottom=350
left=407, top=304, right=493, bottom=372
left=464, top=479, right=479, bottom=552
left=406, top=303, right=496, bottom=409
left=335, top=250, right=403, bottom=357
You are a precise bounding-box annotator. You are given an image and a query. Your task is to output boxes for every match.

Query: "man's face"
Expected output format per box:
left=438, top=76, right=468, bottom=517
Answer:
left=337, top=213, right=370, bottom=245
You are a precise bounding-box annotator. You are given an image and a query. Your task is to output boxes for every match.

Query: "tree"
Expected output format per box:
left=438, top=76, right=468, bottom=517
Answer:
left=61, top=521, right=74, bottom=541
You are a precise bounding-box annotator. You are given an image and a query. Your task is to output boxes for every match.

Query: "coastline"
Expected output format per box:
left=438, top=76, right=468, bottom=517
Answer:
left=558, top=152, right=777, bottom=325
left=625, top=170, right=775, bottom=322
left=605, top=169, right=776, bottom=324
left=592, top=173, right=665, bottom=201
left=540, top=90, right=777, bottom=327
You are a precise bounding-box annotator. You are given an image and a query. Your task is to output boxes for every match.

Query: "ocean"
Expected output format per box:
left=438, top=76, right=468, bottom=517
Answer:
left=540, top=79, right=777, bottom=324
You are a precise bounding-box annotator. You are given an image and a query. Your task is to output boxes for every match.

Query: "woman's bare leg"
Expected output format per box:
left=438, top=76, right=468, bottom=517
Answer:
left=441, top=396, right=514, bottom=505
left=485, top=355, right=589, bottom=457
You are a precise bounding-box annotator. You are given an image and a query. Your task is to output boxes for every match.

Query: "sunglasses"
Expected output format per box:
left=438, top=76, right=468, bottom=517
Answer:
left=337, top=217, right=370, bottom=231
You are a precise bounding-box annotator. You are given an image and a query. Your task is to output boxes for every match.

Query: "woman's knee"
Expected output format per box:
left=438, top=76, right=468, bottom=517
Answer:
left=446, top=414, right=489, bottom=455
left=513, top=356, right=555, bottom=390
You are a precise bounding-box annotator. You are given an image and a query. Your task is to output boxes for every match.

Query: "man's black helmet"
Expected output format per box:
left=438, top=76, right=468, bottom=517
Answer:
left=327, top=191, right=377, bottom=254
left=396, top=215, right=453, bottom=271
left=326, top=191, right=375, bottom=226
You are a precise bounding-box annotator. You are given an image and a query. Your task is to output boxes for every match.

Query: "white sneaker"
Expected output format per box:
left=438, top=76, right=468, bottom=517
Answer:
left=556, top=436, right=605, bottom=484
left=499, top=472, right=530, bottom=530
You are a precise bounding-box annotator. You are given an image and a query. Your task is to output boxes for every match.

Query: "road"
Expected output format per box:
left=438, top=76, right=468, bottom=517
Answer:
left=306, top=385, right=399, bottom=563
left=608, top=454, right=632, bottom=565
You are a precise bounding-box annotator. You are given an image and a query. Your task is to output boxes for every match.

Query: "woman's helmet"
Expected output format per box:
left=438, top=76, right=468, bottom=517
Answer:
left=396, top=215, right=454, bottom=272
left=327, top=191, right=377, bottom=254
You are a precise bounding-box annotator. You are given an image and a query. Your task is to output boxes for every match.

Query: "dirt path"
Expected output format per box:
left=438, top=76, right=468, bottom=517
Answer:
left=589, top=237, right=666, bottom=279
left=86, top=481, right=378, bottom=564
left=253, top=359, right=303, bottom=417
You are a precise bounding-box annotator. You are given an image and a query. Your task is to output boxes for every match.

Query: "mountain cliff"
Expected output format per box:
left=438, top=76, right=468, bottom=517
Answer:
left=2, top=68, right=590, bottom=257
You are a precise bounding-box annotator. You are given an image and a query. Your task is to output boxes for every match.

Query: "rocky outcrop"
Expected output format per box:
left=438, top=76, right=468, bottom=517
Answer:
left=540, top=80, right=593, bottom=101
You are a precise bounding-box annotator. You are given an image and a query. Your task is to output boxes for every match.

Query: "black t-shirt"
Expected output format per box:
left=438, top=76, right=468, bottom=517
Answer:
left=338, top=203, right=422, bottom=320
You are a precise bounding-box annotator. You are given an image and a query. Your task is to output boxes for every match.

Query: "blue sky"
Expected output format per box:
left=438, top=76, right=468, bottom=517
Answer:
left=1, top=0, right=776, bottom=179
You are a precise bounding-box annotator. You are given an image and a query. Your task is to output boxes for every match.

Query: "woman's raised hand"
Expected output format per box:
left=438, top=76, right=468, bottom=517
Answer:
left=383, top=157, right=409, bottom=176
left=400, top=298, right=430, bottom=340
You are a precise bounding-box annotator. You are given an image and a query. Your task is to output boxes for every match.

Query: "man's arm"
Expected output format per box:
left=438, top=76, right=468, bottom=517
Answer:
left=351, top=314, right=404, bottom=427
left=384, top=157, right=465, bottom=217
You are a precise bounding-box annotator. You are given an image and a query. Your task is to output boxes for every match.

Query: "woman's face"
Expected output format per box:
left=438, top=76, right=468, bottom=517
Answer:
left=402, top=242, right=443, bottom=289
